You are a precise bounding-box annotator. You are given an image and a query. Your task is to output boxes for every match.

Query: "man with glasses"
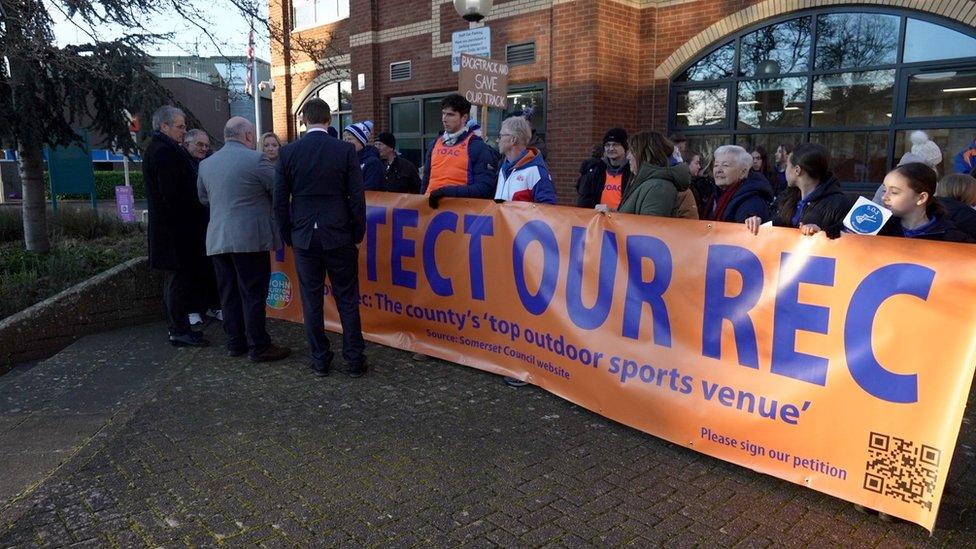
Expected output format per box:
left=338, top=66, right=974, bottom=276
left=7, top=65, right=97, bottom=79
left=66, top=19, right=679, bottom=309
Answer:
left=575, top=128, right=633, bottom=210
left=144, top=105, right=211, bottom=347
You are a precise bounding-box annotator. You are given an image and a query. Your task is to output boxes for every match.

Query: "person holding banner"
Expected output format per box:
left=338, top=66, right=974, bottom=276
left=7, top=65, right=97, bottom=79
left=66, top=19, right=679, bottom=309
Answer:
left=744, top=143, right=851, bottom=238
left=493, top=116, right=556, bottom=204
left=274, top=98, right=368, bottom=378
left=877, top=162, right=973, bottom=242
left=421, top=94, right=497, bottom=208
left=575, top=128, right=633, bottom=210
left=617, top=131, right=695, bottom=219
left=705, top=145, right=772, bottom=224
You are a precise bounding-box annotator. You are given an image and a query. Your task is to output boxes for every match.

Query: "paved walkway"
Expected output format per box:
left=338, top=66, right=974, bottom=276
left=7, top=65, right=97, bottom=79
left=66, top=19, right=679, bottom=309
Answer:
left=0, top=320, right=974, bottom=547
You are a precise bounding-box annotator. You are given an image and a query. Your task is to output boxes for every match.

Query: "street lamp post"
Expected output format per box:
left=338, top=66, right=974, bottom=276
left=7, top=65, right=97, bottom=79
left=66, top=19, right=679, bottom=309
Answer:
left=453, top=0, right=493, bottom=22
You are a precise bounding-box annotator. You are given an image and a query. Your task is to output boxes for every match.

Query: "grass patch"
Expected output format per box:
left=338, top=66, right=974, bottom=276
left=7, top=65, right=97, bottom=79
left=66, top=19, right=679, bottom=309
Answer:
left=0, top=209, right=147, bottom=319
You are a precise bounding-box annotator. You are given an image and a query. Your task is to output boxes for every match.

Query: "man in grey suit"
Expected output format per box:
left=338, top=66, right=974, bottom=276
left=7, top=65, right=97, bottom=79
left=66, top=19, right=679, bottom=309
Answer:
left=198, top=117, right=291, bottom=362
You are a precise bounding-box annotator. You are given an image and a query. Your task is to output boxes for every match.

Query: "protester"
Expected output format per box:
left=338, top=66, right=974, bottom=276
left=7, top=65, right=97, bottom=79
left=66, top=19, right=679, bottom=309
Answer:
left=343, top=120, right=384, bottom=191
left=197, top=117, right=291, bottom=362
left=494, top=116, right=556, bottom=204
left=935, top=173, right=976, bottom=240
left=144, top=105, right=210, bottom=347
left=670, top=132, right=688, bottom=164
left=872, top=152, right=931, bottom=204
left=616, top=131, right=694, bottom=218
left=877, top=162, right=972, bottom=242
left=745, top=143, right=851, bottom=237
left=274, top=98, right=368, bottom=378
left=954, top=136, right=976, bottom=174
left=374, top=132, right=421, bottom=193
left=183, top=129, right=211, bottom=162
left=706, top=145, right=772, bottom=223
left=181, top=128, right=220, bottom=326
left=749, top=145, right=776, bottom=188
left=576, top=128, right=632, bottom=210
left=684, top=149, right=716, bottom=219
left=261, top=132, right=282, bottom=163
left=773, top=143, right=792, bottom=197
left=909, top=130, right=942, bottom=171
left=421, top=93, right=497, bottom=208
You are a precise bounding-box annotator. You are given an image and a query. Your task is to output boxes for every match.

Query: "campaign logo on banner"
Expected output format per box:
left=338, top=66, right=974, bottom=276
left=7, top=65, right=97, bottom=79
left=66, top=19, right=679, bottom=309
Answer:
left=266, top=272, right=292, bottom=309
left=844, top=196, right=891, bottom=235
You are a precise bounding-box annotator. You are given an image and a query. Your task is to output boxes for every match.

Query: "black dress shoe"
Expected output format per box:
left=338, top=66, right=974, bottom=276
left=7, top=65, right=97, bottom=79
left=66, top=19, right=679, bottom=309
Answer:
left=249, top=344, right=292, bottom=363
left=227, top=346, right=247, bottom=357
left=309, top=363, right=331, bottom=377
left=345, top=362, right=367, bottom=378
left=169, top=332, right=211, bottom=347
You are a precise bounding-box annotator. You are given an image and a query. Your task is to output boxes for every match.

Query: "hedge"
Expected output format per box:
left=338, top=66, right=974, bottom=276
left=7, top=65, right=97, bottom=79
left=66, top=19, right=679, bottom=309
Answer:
left=45, top=170, right=146, bottom=200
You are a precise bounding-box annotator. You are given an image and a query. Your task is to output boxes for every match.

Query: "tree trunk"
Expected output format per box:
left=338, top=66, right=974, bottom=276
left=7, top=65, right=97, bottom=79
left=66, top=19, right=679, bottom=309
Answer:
left=18, top=141, right=50, bottom=253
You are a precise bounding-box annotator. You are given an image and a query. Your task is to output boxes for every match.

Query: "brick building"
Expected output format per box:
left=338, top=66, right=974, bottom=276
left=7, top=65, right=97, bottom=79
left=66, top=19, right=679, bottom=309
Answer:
left=269, top=0, right=976, bottom=201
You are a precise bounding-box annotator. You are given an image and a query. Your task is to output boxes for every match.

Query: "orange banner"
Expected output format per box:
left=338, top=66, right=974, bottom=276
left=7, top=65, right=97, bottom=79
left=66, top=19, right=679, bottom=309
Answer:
left=268, top=192, right=976, bottom=530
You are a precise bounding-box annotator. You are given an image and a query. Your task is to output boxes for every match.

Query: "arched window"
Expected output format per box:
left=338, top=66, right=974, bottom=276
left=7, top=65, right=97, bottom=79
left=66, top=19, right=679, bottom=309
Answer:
left=670, top=8, right=976, bottom=192
left=296, top=79, right=352, bottom=137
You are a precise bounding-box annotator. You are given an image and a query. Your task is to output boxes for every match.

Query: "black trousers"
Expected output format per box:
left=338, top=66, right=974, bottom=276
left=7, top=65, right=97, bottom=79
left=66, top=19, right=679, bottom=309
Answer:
left=293, top=235, right=365, bottom=369
left=211, top=252, right=272, bottom=352
left=162, top=269, right=193, bottom=336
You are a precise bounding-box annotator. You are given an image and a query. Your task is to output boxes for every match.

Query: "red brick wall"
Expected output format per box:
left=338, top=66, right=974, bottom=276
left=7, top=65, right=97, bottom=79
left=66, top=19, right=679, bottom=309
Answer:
left=269, top=0, right=976, bottom=200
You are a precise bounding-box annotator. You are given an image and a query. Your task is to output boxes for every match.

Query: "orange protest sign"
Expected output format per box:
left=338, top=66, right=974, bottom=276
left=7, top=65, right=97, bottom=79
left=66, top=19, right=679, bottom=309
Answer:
left=268, top=192, right=976, bottom=531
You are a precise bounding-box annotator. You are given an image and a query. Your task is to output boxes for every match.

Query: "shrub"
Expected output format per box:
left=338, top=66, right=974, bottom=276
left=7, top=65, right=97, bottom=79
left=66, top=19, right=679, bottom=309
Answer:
left=45, top=170, right=146, bottom=200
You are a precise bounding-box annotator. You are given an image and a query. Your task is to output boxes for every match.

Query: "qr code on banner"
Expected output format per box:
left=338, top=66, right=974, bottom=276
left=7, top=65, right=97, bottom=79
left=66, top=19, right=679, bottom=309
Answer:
left=863, top=432, right=940, bottom=510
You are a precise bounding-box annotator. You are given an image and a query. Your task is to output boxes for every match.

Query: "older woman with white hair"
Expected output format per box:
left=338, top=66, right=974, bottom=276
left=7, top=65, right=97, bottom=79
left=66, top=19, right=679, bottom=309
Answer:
left=494, top=116, right=556, bottom=204
left=705, top=145, right=773, bottom=223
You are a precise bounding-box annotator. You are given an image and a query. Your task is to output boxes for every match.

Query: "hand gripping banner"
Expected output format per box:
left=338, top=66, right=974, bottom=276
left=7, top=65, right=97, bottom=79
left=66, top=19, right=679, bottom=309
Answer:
left=268, top=192, right=976, bottom=530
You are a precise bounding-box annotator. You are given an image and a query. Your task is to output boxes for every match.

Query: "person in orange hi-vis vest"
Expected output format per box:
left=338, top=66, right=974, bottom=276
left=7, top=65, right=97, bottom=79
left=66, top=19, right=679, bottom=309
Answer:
left=420, top=93, right=498, bottom=208
left=575, top=127, right=633, bottom=211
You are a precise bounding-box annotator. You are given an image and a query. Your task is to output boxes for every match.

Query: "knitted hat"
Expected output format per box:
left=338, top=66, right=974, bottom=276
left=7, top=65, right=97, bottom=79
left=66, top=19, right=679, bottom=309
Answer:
left=344, top=120, right=373, bottom=147
left=603, top=128, right=628, bottom=150
left=466, top=118, right=482, bottom=137
left=376, top=132, right=396, bottom=149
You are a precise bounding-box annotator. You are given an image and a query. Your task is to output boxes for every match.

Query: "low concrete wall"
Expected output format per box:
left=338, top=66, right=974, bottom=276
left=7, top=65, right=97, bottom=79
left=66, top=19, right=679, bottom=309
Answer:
left=0, top=256, right=163, bottom=368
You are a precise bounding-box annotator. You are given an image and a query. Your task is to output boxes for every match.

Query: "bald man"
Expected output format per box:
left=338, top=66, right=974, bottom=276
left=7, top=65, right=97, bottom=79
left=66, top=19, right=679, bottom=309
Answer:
left=197, top=117, right=291, bottom=363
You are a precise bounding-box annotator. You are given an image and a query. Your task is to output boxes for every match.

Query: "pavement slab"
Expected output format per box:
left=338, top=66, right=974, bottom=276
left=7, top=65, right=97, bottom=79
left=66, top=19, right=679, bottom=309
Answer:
left=0, top=318, right=973, bottom=547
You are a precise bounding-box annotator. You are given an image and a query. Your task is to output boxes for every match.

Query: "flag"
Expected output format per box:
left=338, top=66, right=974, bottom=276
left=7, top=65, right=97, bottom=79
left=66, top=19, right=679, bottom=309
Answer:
left=245, top=29, right=255, bottom=97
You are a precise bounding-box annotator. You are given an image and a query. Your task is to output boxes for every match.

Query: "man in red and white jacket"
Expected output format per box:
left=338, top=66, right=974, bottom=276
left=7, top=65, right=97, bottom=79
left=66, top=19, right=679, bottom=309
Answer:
left=494, top=116, right=556, bottom=204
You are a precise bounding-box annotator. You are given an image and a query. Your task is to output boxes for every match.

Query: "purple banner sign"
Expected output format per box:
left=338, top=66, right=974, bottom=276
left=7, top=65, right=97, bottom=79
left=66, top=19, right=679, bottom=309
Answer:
left=115, top=185, right=136, bottom=223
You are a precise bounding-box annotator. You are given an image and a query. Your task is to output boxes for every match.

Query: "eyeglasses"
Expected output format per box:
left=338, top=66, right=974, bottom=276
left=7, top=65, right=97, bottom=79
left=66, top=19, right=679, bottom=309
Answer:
left=499, top=133, right=515, bottom=138
left=604, top=142, right=623, bottom=149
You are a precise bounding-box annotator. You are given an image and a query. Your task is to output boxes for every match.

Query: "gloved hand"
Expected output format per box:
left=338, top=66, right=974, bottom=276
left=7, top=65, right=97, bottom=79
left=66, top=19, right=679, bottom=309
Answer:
left=428, top=189, right=447, bottom=209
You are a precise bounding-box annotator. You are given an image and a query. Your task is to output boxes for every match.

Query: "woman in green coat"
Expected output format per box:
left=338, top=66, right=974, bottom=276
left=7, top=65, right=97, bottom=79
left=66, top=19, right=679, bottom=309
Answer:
left=618, top=131, right=695, bottom=218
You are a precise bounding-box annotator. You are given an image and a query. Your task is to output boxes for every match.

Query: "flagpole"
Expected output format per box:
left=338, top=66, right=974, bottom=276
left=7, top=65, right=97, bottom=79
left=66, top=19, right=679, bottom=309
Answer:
left=250, top=23, right=262, bottom=140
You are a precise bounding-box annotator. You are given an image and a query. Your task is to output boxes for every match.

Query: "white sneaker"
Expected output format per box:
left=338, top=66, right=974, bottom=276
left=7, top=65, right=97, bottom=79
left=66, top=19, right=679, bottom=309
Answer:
left=206, top=309, right=223, bottom=321
left=188, top=312, right=203, bottom=326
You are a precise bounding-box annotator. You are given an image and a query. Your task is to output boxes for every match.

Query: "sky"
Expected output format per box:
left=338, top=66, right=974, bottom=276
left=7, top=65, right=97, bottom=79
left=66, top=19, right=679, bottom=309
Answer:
left=49, top=0, right=272, bottom=61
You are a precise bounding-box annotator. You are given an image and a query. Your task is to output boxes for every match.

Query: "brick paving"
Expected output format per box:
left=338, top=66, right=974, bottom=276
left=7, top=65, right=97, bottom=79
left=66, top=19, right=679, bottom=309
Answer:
left=0, top=319, right=974, bottom=547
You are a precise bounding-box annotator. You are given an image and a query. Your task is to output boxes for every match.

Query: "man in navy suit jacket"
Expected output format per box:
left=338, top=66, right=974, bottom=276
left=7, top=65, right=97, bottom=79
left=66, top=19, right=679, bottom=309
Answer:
left=274, top=98, right=367, bottom=378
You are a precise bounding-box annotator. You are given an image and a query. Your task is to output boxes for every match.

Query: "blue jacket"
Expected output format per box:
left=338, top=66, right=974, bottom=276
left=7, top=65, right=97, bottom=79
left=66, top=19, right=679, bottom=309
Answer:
left=274, top=131, right=366, bottom=250
left=358, top=145, right=385, bottom=191
left=878, top=214, right=973, bottom=243
left=954, top=139, right=976, bottom=174
left=420, top=130, right=498, bottom=198
left=712, top=170, right=773, bottom=223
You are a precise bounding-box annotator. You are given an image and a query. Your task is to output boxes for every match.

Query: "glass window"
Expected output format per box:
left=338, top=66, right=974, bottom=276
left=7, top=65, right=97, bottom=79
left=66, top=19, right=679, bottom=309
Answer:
left=339, top=80, right=352, bottom=111
left=675, top=88, right=728, bottom=128
left=676, top=43, right=735, bottom=82
left=391, top=102, right=420, bottom=133
left=815, top=13, right=899, bottom=70
left=904, top=19, right=976, bottom=64
left=424, top=98, right=445, bottom=136
left=293, top=0, right=349, bottom=29
left=316, top=82, right=339, bottom=109
left=894, top=128, right=976, bottom=175
left=906, top=70, right=976, bottom=118
left=735, top=133, right=806, bottom=158
left=506, top=88, right=546, bottom=137
left=809, top=131, right=889, bottom=190
left=298, top=80, right=352, bottom=134
left=737, top=77, right=807, bottom=129
left=739, top=18, right=811, bottom=77
left=396, top=137, right=424, bottom=169
left=811, top=70, right=895, bottom=127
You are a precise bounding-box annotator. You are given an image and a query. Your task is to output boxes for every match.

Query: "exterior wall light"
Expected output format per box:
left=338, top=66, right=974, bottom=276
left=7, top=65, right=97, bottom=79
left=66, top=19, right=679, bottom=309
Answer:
left=454, top=0, right=493, bottom=22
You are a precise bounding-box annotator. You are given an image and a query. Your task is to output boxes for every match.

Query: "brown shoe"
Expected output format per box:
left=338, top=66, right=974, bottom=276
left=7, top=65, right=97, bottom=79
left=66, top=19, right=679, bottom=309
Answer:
left=249, top=344, right=292, bottom=363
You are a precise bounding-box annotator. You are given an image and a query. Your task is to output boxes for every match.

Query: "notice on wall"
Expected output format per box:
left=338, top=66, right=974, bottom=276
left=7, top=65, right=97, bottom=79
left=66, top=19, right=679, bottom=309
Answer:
left=452, top=27, right=491, bottom=72
left=458, top=54, right=509, bottom=109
